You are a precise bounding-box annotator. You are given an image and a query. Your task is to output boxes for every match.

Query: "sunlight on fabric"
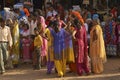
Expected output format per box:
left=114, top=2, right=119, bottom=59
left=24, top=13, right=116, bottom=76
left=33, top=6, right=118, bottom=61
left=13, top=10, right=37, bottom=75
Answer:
left=35, top=73, right=120, bottom=80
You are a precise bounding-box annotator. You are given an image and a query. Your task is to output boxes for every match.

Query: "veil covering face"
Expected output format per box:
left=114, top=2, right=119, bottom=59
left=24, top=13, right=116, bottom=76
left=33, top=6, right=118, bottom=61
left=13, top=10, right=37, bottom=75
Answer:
left=39, top=16, right=47, bottom=30
left=71, top=11, right=84, bottom=25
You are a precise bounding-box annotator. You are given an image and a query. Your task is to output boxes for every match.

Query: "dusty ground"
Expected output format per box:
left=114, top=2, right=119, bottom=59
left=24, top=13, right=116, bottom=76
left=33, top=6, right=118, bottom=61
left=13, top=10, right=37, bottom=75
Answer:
left=0, top=57, right=120, bottom=80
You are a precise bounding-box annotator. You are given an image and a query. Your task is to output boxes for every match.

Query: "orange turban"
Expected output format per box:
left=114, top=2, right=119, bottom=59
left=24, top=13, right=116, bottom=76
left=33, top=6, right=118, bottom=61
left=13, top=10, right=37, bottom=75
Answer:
left=71, top=11, right=84, bottom=25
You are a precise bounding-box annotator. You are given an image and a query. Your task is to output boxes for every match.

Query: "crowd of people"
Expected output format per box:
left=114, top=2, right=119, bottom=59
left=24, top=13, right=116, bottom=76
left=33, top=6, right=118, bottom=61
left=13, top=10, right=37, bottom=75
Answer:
left=0, top=2, right=120, bottom=78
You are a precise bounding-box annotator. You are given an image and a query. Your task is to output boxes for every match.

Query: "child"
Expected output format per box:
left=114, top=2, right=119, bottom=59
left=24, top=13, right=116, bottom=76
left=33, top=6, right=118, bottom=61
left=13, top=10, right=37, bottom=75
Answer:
left=21, top=24, right=30, bottom=63
left=33, top=28, right=43, bottom=70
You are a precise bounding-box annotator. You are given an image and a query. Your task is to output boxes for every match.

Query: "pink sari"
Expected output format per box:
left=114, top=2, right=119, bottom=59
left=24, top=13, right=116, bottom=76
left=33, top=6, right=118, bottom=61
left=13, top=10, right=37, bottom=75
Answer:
left=40, top=16, right=48, bottom=57
left=38, top=16, right=48, bottom=66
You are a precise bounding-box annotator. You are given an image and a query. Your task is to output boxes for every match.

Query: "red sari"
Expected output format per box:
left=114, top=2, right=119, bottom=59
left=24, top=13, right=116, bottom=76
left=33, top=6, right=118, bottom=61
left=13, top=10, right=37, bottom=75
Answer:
left=74, top=26, right=90, bottom=75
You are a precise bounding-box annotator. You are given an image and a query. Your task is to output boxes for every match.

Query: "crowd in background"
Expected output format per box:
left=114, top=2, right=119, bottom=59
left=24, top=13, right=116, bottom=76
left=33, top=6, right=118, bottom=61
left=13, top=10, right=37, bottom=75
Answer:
left=0, top=1, right=120, bottom=78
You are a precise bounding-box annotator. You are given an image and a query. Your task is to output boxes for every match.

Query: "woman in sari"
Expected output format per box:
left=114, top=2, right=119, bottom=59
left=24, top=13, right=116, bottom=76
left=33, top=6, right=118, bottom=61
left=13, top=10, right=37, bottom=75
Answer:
left=64, top=21, right=75, bottom=63
left=64, top=21, right=76, bottom=73
left=90, top=19, right=107, bottom=74
left=104, top=14, right=117, bottom=56
left=37, top=16, right=48, bottom=66
left=6, top=18, right=20, bottom=68
left=45, top=21, right=54, bottom=74
left=12, top=19, right=20, bottom=67
left=115, top=18, right=120, bottom=56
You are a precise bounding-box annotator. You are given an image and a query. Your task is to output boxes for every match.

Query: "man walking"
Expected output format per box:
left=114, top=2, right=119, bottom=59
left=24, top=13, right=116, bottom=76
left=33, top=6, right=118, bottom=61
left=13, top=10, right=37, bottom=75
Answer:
left=0, top=18, right=12, bottom=74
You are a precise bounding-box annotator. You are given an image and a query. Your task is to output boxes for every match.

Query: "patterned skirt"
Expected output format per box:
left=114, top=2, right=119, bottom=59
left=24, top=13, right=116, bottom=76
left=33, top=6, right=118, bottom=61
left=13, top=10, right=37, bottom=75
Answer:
left=106, top=44, right=117, bottom=56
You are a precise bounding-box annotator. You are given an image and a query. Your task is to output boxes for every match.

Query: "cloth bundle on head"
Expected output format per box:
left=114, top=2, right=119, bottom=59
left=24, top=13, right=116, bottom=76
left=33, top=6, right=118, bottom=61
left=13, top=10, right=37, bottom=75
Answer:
left=86, top=18, right=92, bottom=23
left=13, top=3, right=23, bottom=10
left=71, top=11, right=84, bottom=25
left=19, top=16, right=28, bottom=24
left=4, top=7, right=10, bottom=11
left=72, top=5, right=81, bottom=12
left=93, top=18, right=100, bottom=25
left=92, top=14, right=99, bottom=20
left=4, top=7, right=15, bottom=20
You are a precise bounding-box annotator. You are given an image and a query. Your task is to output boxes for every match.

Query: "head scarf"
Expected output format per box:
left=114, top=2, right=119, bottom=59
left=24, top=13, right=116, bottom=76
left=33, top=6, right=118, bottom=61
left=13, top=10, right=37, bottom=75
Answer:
left=39, top=16, right=47, bottom=30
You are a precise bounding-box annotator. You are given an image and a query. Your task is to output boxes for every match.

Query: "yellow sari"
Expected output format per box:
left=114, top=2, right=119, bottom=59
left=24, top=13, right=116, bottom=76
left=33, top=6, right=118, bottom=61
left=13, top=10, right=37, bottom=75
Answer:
left=90, top=24, right=107, bottom=74
left=45, top=28, right=54, bottom=62
left=12, top=21, right=20, bottom=65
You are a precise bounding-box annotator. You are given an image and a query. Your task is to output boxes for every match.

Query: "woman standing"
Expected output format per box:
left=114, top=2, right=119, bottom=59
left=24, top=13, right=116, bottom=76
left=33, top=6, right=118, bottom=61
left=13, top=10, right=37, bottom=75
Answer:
left=64, top=21, right=75, bottom=63
left=90, top=19, right=107, bottom=74
left=55, top=14, right=67, bottom=29
left=64, top=21, right=76, bottom=73
left=115, top=18, right=120, bottom=56
left=104, top=14, right=117, bottom=56
left=37, top=16, right=48, bottom=67
left=45, top=21, right=54, bottom=74
left=51, top=21, right=66, bottom=77
left=6, top=18, right=20, bottom=68
left=11, top=19, right=20, bottom=67
left=73, top=18, right=90, bottom=76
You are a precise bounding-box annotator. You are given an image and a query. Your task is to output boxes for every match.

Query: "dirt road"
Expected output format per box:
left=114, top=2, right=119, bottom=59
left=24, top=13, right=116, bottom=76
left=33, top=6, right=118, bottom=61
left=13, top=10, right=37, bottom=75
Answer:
left=0, top=57, right=120, bottom=80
